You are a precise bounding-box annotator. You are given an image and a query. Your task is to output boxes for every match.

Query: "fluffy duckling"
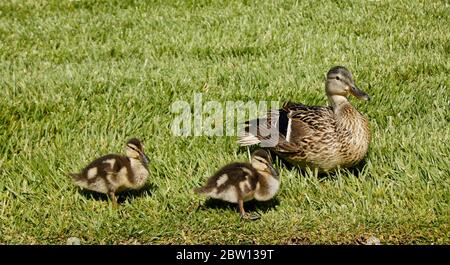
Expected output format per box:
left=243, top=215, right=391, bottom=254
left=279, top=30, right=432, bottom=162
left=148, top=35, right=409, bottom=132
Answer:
left=194, top=149, right=280, bottom=220
left=69, top=138, right=150, bottom=206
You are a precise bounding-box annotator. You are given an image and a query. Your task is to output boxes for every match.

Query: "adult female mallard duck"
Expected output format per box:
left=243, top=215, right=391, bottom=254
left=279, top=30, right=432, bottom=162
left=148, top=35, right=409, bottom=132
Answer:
left=237, top=66, right=371, bottom=172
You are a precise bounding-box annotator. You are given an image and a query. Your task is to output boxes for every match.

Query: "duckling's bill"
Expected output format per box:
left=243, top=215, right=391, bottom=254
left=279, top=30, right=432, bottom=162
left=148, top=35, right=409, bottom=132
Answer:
left=141, top=153, right=150, bottom=164
left=269, top=165, right=278, bottom=177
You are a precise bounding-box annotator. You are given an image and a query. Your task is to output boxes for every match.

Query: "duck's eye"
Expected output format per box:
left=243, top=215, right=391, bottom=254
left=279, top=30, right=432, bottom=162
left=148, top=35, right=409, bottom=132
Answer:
left=335, top=76, right=340, bottom=81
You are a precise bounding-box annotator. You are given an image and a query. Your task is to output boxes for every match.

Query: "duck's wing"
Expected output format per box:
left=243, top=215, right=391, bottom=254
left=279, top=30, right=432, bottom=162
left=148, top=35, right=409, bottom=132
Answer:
left=284, top=101, right=334, bottom=129
left=237, top=107, right=289, bottom=148
left=194, top=163, right=258, bottom=194
left=237, top=101, right=333, bottom=152
left=282, top=101, right=335, bottom=142
left=71, top=154, right=130, bottom=193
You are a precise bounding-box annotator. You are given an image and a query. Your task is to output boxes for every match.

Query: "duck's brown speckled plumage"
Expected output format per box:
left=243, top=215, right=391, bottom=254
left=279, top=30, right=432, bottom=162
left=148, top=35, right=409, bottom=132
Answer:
left=237, top=66, right=371, bottom=172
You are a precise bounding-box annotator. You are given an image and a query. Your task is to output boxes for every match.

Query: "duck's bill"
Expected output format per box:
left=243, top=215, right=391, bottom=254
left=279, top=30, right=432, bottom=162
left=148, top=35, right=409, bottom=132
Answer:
left=269, top=166, right=279, bottom=177
left=350, top=86, right=370, bottom=101
left=141, top=153, right=150, bottom=164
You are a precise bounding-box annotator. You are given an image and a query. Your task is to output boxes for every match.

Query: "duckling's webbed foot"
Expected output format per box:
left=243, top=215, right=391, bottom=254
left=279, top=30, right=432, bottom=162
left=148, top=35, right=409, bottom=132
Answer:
left=240, top=212, right=261, bottom=221
left=238, top=198, right=260, bottom=221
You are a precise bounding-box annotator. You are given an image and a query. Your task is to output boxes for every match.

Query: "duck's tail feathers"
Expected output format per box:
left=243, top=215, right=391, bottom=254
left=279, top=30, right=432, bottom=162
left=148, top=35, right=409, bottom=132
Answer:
left=237, top=109, right=287, bottom=148
left=193, top=186, right=212, bottom=195
left=68, top=172, right=80, bottom=179
left=236, top=133, right=261, bottom=146
left=68, top=172, right=86, bottom=183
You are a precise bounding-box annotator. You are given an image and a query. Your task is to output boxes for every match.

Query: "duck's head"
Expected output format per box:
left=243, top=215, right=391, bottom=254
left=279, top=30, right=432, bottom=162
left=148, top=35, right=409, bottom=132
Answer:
left=325, top=66, right=370, bottom=106
left=251, top=149, right=279, bottom=179
left=125, top=138, right=150, bottom=165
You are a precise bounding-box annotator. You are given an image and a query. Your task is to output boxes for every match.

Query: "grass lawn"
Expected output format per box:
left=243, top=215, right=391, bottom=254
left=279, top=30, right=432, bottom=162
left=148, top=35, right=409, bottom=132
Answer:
left=0, top=0, right=448, bottom=244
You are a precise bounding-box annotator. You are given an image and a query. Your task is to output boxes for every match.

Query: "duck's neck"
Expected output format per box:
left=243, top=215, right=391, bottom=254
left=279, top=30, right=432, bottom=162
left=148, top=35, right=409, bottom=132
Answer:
left=129, top=158, right=149, bottom=188
left=331, top=98, right=371, bottom=163
left=328, top=95, right=349, bottom=109
left=331, top=97, right=361, bottom=131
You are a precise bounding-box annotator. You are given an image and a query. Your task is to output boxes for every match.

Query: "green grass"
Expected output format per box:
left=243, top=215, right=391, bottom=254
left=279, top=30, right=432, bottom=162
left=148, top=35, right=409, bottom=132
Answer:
left=0, top=0, right=449, bottom=244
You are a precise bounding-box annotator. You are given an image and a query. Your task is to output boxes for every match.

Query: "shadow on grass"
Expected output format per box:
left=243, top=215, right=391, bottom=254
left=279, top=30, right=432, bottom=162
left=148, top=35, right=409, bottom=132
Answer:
left=346, top=159, right=369, bottom=177
left=277, top=155, right=369, bottom=180
left=200, top=197, right=280, bottom=215
left=239, top=146, right=368, bottom=180
left=78, top=182, right=157, bottom=204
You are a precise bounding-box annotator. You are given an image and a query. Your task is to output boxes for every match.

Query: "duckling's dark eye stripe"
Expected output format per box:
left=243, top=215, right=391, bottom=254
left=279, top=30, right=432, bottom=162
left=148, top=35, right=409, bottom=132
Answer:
left=255, top=157, right=268, bottom=164
left=127, top=145, right=140, bottom=153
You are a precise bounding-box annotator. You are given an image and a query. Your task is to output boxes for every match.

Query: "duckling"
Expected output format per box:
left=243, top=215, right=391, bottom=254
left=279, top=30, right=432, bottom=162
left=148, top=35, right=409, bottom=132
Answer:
left=194, top=149, right=280, bottom=220
left=237, top=66, right=371, bottom=172
left=69, top=138, right=150, bottom=207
